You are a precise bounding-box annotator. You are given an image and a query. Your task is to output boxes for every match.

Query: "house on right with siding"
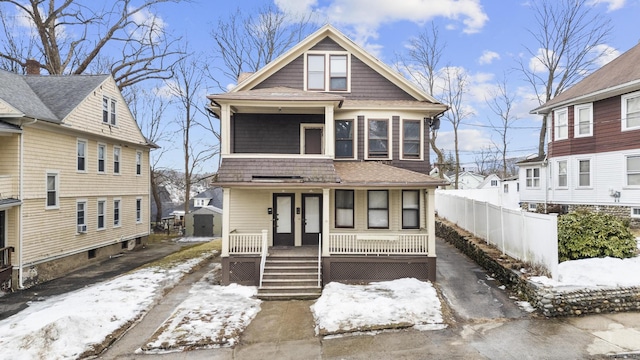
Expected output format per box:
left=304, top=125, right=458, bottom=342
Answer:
left=519, top=42, right=640, bottom=225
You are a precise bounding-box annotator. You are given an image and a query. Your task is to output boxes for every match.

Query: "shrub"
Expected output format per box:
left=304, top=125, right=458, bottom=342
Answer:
left=558, top=211, right=637, bottom=262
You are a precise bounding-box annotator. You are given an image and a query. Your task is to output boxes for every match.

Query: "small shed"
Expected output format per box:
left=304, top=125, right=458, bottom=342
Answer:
left=184, top=206, right=222, bottom=237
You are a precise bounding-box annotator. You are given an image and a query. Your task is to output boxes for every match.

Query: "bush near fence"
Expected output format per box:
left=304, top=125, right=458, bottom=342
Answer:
left=437, top=220, right=640, bottom=317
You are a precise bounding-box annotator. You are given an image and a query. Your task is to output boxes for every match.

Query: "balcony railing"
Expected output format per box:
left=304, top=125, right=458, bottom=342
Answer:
left=329, top=233, right=429, bottom=255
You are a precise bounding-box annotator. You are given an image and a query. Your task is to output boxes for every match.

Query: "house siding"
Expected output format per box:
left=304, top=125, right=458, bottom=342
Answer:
left=254, top=56, right=304, bottom=89
left=232, top=114, right=324, bottom=153
left=310, top=37, right=345, bottom=52
left=0, top=134, right=20, bottom=196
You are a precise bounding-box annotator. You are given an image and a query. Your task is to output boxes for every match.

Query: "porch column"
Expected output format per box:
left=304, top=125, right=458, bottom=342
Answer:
left=324, top=105, right=335, bottom=157
left=220, top=104, right=231, bottom=155
left=426, top=188, right=436, bottom=256
left=221, top=187, right=231, bottom=257
left=322, top=187, right=330, bottom=256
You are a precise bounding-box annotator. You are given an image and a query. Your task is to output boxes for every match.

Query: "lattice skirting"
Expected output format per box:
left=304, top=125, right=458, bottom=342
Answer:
left=322, top=256, right=436, bottom=284
left=222, top=256, right=260, bottom=286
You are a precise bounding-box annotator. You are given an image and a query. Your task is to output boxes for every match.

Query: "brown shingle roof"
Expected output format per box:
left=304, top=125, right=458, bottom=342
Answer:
left=334, top=161, right=446, bottom=187
left=216, top=158, right=339, bottom=183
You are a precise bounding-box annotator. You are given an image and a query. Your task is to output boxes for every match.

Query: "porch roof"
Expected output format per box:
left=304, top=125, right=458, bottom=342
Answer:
left=334, top=161, right=447, bottom=187
left=208, top=86, right=345, bottom=103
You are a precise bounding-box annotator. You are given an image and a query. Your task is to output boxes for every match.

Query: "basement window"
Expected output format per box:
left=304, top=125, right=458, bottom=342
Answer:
left=88, top=249, right=96, bottom=259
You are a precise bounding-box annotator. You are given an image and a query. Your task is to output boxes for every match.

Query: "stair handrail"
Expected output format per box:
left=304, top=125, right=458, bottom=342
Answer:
left=259, top=229, right=268, bottom=288
left=317, top=233, right=322, bottom=288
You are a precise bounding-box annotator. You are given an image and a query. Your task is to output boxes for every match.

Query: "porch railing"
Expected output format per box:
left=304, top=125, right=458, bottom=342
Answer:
left=329, top=233, right=428, bottom=255
left=259, top=230, right=268, bottom=288
left=0, top=246, right=14, bottom=291
left=229, top=232, right=265, bottom=254
left=317, top=234, right=322, bottom=287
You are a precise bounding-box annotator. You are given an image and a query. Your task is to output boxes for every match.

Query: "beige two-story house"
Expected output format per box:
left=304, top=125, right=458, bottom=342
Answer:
left=0, top=67, right=154, bottom=290
left=207, top=25, right=448, bottom=299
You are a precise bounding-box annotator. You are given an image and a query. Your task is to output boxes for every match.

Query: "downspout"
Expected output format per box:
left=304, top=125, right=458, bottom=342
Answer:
left=18, top=118, right=38, bottom=289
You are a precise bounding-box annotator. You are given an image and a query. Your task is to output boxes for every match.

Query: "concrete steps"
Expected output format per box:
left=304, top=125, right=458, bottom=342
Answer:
left=258, top=255, right=322, bottom=300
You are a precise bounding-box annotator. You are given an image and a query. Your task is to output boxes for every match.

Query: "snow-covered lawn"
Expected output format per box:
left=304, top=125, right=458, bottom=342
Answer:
left=531, top=256, right=640, bottom=289
left=139, top=265, right=261, bottom=354
left=311, top=278, right=445, bottom=336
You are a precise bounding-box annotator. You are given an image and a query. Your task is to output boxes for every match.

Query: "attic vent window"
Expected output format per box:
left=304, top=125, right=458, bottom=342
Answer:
left=252, top=175, right=304, bottom=183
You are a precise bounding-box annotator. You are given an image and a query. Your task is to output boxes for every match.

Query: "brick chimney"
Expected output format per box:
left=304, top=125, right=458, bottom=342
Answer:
left=25, top=59, right=40, bottom=75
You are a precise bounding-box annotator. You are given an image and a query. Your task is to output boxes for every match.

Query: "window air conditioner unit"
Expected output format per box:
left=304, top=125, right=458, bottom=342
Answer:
left=77, top=224, right=87, bottom=233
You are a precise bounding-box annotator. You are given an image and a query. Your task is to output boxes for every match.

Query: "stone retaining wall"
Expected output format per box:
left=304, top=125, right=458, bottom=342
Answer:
left=436, top=220, right=640, bottom=317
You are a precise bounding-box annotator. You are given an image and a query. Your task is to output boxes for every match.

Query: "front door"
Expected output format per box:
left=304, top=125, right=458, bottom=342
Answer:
left=302, top=194, right=322, bottom=246
left=273, top=194, right=295, bottom=246
left=304, top=128, right=322, bottom=154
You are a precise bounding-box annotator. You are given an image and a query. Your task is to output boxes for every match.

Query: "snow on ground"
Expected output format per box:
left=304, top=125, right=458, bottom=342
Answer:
left=310, top=278, right=445, bottom=336
left=531, top=256, right=640, bottom=289
left=139, top=265, right=261, bottom=354
left=176, top=236, right=217, bottom=243
left=0, top=248, right=216, bottom=360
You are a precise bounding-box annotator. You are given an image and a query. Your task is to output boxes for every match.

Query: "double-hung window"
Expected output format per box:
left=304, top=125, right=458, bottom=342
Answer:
left=622, top=91, right=640, bottom=130
left=335, top=190, right=354, bottom=228
left=103, top=96, right=117, bottom=125
left=335, top=120, right=354, bottom=159
left=554, top=108, right=568, bottom=140
left=136, top=198, right=142, bottom=223
left=136, top=151, right=142, bottom=175
left=77, top=140, right=87, bottom=172
left=402, top=190, right=420, bottom=229
left=46, top=172, right=59, bottom=208
left=98, top=144, right=106, bottom=173
left=329, top=55, right=347, bottom=91
left=574, top=103, right=593, bottom=137
left=368, top=190, right=388, bottom=229
left=402, top=119, right=421, bottom=160
left=77, top=201, right=86, bottom=232
left=307, top=54, right=325, bottom=90
left=578, top=159, right=591, bottom=187
left=367, top=119, right=389, bottom=159
left=113, top=147, right=121, bottom=174
left=557, top=160, right=568, bottom=188
left=97, top=200, right=105, bottom=230
left=113, top=199, right=121, bottom=227
left=526, top=168, right=540, bottom=188
left=627, top=155, right=640, bottom=186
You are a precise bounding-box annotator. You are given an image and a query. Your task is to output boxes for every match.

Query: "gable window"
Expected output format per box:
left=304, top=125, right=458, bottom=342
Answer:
left=103, top=96, right=117, bottom=125
left=490, top=180, right=498, bottom=187
left=46, top=172, right=59, bottom=208
left=578, top=159, right=591, bottom=187
left=98, top=144, right=106, bottom=173
left=77, top=200, right=86, bottom=233
left=402, top=119, right=421, bottom=160
left=307, top=54, right=325, bottom=90
left=97, top=200, right=105, bottom=230
left=554, top=108, right=568, bottom=140
left=136, top=151, right=142, bottom=175
left=335, top=120, right=354, bottom=159
left=574, top=103, right=593, bottom=137
left=329, top=55, right=347, bottom=91
left=368, top=190, right=388, bottom=229
left=305, top=52, right=350, bottom=92
left=402, top=190, right=420, bottom=229
left=557, top=160, right=567, bottom=188
left=113, top=199, right=121, bottom=227
left=77, top=140, right=87, bottom=172
left=136, top=198, right=142, bottom=223
left=113, top=147, right=121, bottom=174
left=335, top=190, right=354, bottom=228
left=367, top=119, right=389, bottom=159
left=622, top=91, right=640, bottom=130
left=626, top=155, right=640, bottom=186
left=525, top=168, right=540, bottom=188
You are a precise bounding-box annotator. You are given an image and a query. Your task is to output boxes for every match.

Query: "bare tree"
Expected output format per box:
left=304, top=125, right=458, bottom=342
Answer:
left=519, top=0, right=612, bottom=157
left=473, top=147, right=500, bottom=176
left=440, top=67, right=473, bottom=188
left=396, top=23, right=447, bottom=177
left=210, top=4, right=314, bottom=88
left=0, top=0, right=186, bottom=89
left=486, top=75, right=518, bottom=178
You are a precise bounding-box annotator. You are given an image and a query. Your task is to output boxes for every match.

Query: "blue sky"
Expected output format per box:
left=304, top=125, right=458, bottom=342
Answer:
left=123, top=0, right=640, bottom=172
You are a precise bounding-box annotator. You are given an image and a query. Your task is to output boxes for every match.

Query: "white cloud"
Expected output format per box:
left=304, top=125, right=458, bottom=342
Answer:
left=478, top=50, right=500, bottom=65
left=436, top=128, right=493, bottom=152
left=591, top=44, right=621, bottom=67
left=588, top=0, right=626, bottom=11
left=130, top=7, right=166, bottom=43
left=528, top=48, right=555, bottom=74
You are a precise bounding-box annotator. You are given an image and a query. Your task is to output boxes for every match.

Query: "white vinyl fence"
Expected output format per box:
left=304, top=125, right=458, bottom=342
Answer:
left=436, top=190, right=558, bottom=279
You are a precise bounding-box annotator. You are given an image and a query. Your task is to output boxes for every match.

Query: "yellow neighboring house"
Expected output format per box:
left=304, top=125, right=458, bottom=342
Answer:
left=0, top=67, right=154, bottom=291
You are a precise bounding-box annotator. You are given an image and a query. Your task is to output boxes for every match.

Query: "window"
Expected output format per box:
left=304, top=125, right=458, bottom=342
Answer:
left=622, top=91, right=640, bottom=130
left=402, top=119, right=421, bottom=159
left=554, top=108, right=568, bottom=140
left=503, top=184, right=509, bottom=193
left=46, top=172, right=59, bottom=208
left=367, top=119, right=389, bottom=159
left=136, top=151, right=142, bottom=175
left=97, top=144, right=106, bottom=173
left=97, top=200, right=105, bottom=230
left=103, top=96, right=116, bottom=125
left=305, top=52, right=350, bottom=92
left=335, top=120, right=354, bottom=159
left=77, top=200, right=86, bottom=232
left=578, top=159, right=590, bottom=187
left=490, top=180, right=498, bottom=187
left=113, top=199, right=121, bottom=227
left=335, top=190, right=354, bottom=228
left=402, top=190, right=420, bottom=229
left=136, top=198, right=142, bottom=223
left=329, top=55, right=347, bottom=91
left=528, top=203, right=537, bottom=211
left=557, top=160, right=567, bottom=188
left=113, top=147, right=121, bottom=174
left=526, top=168, right=540, bottom=188
left=307, top=54, right=325, bottom=90
left=368, top=190, right=388, bottom=229
left=77, top=140, right=86, bottom=171
left=627, top=155, right=640, bottom=186
left=574, top=103, right=593, bottom=137
left=631, top=208, right=640, bottom=218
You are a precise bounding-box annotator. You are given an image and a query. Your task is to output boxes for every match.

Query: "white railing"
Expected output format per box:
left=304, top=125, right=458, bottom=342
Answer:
left=317, top=233, right=322, bottom=287
left=229, top=232, right=264, bottom=254
left=329, top=233, right=428, bottom=255
left=258, top=230, right=268, bottom=288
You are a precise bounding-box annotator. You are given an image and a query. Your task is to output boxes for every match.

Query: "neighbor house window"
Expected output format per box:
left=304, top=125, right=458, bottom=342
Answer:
left=335, top=120, right=354, bottom=159
left=103, top=96, right=116, bottom=125
left=97, top=144, right=106, bottom=173
left=97, top=200, right=105, bottom=230
left=525, top=168, right=540, bottom=188
left=367, top=119, right=389, bottom=159
left=368, top=190, right=388, bottom=229
left=574, top=103, right=593, bottom=137
left=528, top=203, right=537, bottom=211
left=626, top=155, right=640, bottom=186
left=77, top=139, right=87, bottom=171
left=77, top=200, right=86, bottom=232
left=136, top=198, right=142, bottom=223
left=46, top=172, right=59, bottom=208
left=631, top=208, right=640, bottom=218
left=557, top=160, right=567, bottom=188
left=503, top=184, right=509, bottom=193
left=490, top=180, right=498, bottom=187
left=335, top=190, right=354, bottom=228
left=136, top=151, right=142, bottom=175
left=402, top=190, right=420, bottom=229
left=306, top=52, right=350, bottom=92
left=554, top=108, right=568, bottom=140
left=578, top=159, right=591, bottom=187
left=622, top=91, right=640, bottom=130
left=329, top=55, right=347, bottom=91
left=113, top=146, right=121, bottom=174
left=113, top=199, right=121, bottom=227
left=402, top=119, right=421, bottom=159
